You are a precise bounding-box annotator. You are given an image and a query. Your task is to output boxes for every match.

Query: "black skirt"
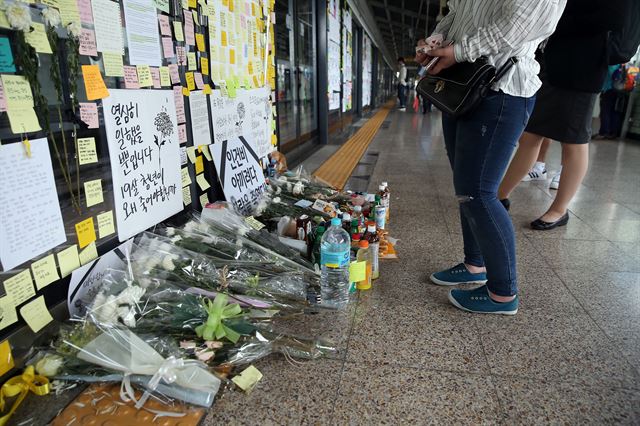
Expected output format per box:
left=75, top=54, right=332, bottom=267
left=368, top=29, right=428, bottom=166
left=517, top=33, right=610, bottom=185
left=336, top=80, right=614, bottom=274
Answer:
left=525, top=78, right=598, bottom=144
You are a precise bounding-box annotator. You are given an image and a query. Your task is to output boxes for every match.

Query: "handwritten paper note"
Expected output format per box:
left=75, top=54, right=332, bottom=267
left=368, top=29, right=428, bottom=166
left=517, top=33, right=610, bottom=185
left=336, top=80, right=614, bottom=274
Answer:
left=123, top=65, right=140, bottom=89
left=79, top=28, right=98, bottom=56
left=173, top=21, right=184, bottom=41
left=123, top=0, right=162, bottom=66
left=186, top=146, right=196, bottom=163
left=185, top=72, right=195, bottom=91
left=59, top=0, right=81, bottom=26
left=0, top=298, right=18, bottom=332
left=78, top=0, right=94, bottom=24
left=159, top=66, right=170, bottom=86
left=1, top=75, right=41, bottom=133
left=3, top=270, right=35, bottom=306
left=173, top=86, right=186, bottom=123
left=20, top=296, right=54, bottom=333
left=102, top=52, right=124, bottom=77
left=25, top=23, right=52, bottom=54
left=136, top=65, right=153, bottom=87
left=188, top=90, right=212, bottom=145
left=79, top=103, right=99, bottom=129
left=102, top=90, right=183, bottom=241
left=82, top=64, right=110, bottom=100
left=0, top=138, right=66, bottom=271
left=195, top=155, right=204, bottom=174
left=150, top=67, right=161, bottom=88
left=92, top=0, right=124, bottom=54
left=182, top=184, right=191, bottom=205
left=153, top=0, right=169, bottom=13
left=78, top=241, right=98, bottom=265
left=181, top=167, right=191, bottom=186
left=176, top=45, right=186, bottom=65
left=75, top=217, right=96, bottom=248
left=162, top=37, right=174, bottom=58
left=187, top=51, right=197, bottom=70
left=184, top=12, right=195, bottom=45
left=178, top=123, right=187, bottom=143
left=96, top=210, right=115, bottom=238
left=78, top=137, right=98, bottom=164
left=200, top=57, right=208, bottom=75
left=199, top=192, right=209, bottom=208
left=158, top=14, right=171, bottom=35
left=31, top=254, right=59, bottom=290
left=0, top=36, right=16, bottom=73
left=168, top=63, right=180, bottom=84
left=56, top=245, right=80, bottom=278
left=195, top=33, right=205, bottom=52
left=180, top=146, right=187, bottom=164
left=194, top=72, right=204, bottom=89
left=84, top=179, right=104, bottom=207
left=195, top=173, right=210, bottom=191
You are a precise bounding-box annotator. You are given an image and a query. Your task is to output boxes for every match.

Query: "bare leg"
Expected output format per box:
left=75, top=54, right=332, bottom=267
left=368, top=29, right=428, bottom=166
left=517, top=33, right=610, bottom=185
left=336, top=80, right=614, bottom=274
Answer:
left=539, top=143, right=589, bottom=222
left=498, top=132, right=545, bottom=200
left=537, top=138, right=551, bottom=162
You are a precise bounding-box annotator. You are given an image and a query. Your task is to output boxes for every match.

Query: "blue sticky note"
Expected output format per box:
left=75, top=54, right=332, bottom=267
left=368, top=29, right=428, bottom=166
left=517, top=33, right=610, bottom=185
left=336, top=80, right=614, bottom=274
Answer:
left=0, top=37, right=16, bottom=73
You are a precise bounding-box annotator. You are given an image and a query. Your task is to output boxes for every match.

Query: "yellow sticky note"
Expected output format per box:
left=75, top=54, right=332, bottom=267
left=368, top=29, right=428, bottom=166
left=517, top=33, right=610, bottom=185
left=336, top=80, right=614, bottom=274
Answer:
left=200, top=144, right=212, bottom=161
left=84, top=179, right=104, bottom=207
left=199, top=192, right=209, bottom=208
left=0, top=296, right=18, bottom=332
left=82, top=64, right=110, bottom=100
left=78, top=137, right=98, bottom=165
left=31, top=254, right=59, bottom=291
left=186, top=146, right=197, bottom=163
left=195, top=155, right=204, bottom=174
left=182, top=86, right=190, bottom=96
left=56, top=245, right=80, bottom=278
left=196, top=173, right=210, bottom=191
left=195, top=33, right=205, bottom=52
left=221, top=31, right=228, bottom=46
left=201, top=57, right=209, bottom=75
left=0, top=12, right=10, bottom=29
left=75, top=217, right=96, bottom=249
left=159, top=66, right=171, bottom=87
left=20, top=296, right=53, bottom=334
left=25, top=23, right=52, bottom=54
left=182, top=184, right=191, bottom=206
left=232, top=365, right=262, bottom=393
left=79, top=241, right=98, bottom=265
left=271, top=133, right=278, bottom=146
left=229, top=49, right=235, bottom=65
left=6, top=109, right=41, bottom=134
left=97, top=210, right=115, bottom=239
left=181, top=167, right=192, bottom=187
left=173, top=21, right=184, bottom=41
left=136, top=65, right=153, bottom=87
left=0, top=341, right=14, bottom=377
left=226, top=79, right=237, bottom=98
left=185, top=72, right=196, bottom=91
left=3, top=270, right=35, bottom=306
left=187, top=52, right=197, bottom=70
left=203, top=83, right=212, bottom=95
left=102, top=52, right=124, bottom=77
left=349, top=261, right=366, bottom=283
left=188, top=0, right=196, bottom=8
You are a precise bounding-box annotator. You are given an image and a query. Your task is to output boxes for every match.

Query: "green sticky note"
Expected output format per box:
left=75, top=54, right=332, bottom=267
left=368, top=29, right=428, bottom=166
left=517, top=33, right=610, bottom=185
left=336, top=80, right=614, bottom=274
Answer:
left=349, top=261, right=366, bottom=283
left=225, top=79, right=237, bottom=98
left=231, top=365, right=263, bottom=393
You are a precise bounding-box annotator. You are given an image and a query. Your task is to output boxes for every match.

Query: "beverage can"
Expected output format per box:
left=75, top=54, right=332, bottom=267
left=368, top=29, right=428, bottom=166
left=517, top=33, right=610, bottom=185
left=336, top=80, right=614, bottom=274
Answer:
left=375, top=205, right=387, bottom=230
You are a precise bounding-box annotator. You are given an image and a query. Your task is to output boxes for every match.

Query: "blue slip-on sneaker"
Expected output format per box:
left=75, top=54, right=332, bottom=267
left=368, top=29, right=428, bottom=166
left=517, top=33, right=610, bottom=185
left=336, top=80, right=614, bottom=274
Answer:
left=448, top=285, right=518, bottom=315
left=430, top=263, right=487, bottom=286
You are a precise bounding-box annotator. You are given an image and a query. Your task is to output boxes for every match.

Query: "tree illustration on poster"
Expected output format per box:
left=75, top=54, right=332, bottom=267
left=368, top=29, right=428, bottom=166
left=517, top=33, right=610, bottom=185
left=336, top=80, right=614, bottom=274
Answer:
left=211, top=136, right=268, bottom=215
left=102, top=89, right=183, bottom=241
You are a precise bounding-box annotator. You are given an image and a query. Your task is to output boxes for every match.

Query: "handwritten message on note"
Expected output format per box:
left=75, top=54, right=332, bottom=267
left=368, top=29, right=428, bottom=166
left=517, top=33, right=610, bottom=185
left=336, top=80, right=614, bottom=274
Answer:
left=1, top=75, right=41, bottom=133
left=136, top=65, right=153, bottom=87
left=84, top=179, right=104, bottom=207
left=57, top=244, right=80, bottom=277
left=31, top=254, right=59, bottom=290
left=79, top=28, right=98, bottom=56
left=188, top=90, right=212, bottom=146
left=20, top=296, right=54, bottom=333
left=92, top=0, right=124, bottom=54
left=103, top=52, right=124, bottom=77
left=78, top=137, right=98, bottom=164
left=123, top=0, right=162, bottom=66
left=79, top=103, right=99, bottom=129
left=123, top=66, right=140, bottom=89
left=97, top=210, right=115, bottom=238
left=82, top=64, right=110, bottom=100
left=78, top=0, right=94, bottom=24
left=3, top=269, right=35, bottom=306
left=0, top=138, right=66, bottom=271
left=158, top=14, right=171, bottom=36
left=25, top=23, right=52, bottom=54
left=102, top=90, right=183, bottom=241
left=75, top=217, right=97, bottom=248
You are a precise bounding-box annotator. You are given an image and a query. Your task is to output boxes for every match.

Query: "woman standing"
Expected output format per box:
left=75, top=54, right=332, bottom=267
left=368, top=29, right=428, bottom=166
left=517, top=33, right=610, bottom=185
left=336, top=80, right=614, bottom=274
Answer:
left=416, top=0, right=565, bottom=314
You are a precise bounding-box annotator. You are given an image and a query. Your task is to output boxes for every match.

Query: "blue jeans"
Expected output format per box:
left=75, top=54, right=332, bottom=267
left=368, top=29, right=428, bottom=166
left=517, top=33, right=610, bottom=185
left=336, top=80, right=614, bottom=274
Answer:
left=441, top=91, right=535, bottom=296
left=398, top=84, right=407, bottom=107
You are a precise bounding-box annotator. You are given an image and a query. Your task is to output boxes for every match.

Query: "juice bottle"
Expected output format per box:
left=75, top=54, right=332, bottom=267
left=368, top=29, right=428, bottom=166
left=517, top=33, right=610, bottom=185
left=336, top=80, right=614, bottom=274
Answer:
left=363, top=223, right=380, bottom=280
left=356, top=240, right=372, bottom=290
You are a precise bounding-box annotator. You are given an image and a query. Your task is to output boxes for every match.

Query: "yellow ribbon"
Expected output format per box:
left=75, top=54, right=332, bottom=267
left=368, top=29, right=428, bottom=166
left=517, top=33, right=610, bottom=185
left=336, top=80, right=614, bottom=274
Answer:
left=0, top=366, right=50, bottom=426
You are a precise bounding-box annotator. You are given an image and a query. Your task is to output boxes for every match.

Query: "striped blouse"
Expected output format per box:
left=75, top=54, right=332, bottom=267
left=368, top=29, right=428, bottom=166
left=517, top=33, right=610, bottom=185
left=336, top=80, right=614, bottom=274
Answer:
left=432, top=0, right=566, bottom=98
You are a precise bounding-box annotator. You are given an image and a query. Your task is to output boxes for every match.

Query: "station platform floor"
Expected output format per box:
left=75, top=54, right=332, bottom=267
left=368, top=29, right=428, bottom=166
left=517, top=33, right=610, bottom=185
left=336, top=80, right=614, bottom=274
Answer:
left=205, top=108, right=640, bottom=424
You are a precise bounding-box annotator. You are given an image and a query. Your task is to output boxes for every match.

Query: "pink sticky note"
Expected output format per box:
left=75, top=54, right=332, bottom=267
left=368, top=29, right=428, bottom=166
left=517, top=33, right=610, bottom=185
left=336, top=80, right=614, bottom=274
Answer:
left=178, top=123, right=187, bottom=143
left=150, top=67, right=161, bottom=88
left=173, top=86, right=186, bottom=123
left=176, top=46, right=186, bottom=65
left=194, top=72, right=204, bottom=89
left=0, top=80, right=7, bottom=113
left=79, top=102, right=99, bottom=128
left=77, top=0, right=93, bottom=24
left=123, top=66, right=140, bottom=89
left=168, top=64, right=180, bottom=84
left=184, top=13, right=195, bottom=46
left=158, top=15, right=171, bottom=36
left=79, top=28, right=97, bottom=56
left=162, top=37, right=174, bottom=58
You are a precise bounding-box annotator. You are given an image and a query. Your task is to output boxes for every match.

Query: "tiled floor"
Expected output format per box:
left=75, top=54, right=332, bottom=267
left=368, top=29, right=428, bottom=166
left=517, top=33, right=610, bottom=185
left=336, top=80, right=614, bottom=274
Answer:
left=205, top=110, right=640, bottom=425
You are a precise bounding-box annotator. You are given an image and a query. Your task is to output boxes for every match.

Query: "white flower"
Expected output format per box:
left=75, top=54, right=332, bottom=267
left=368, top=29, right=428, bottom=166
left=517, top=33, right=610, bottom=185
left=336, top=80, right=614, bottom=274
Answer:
left=170, top=235, right=183, bottom=243
left=162, top=255, right=176, bottom=271
left=41, top=7, right=60, bottom=27
left=94, top=295, right=119, bottom=324
left=67, top=21, right=81, bottom=38
left=6, top=3, right=31, bottom=32
left=254, top=198, right=269, bottom=215
left=117, top=306, right=136, bottom=327
left=275, top=186, right=281, bottom=194
left=273, top=197, right=281, bottom=204
left=286, top=183, right=292, bottom=192
left=184, top=222, right=197, bottom=232
left=293, top=182, right=304, bottom=195
left=35, top=354, right=64, bottom=377
left=117, top=285, right=145, bottom=306
left=166, top=227, right=175, bottom=237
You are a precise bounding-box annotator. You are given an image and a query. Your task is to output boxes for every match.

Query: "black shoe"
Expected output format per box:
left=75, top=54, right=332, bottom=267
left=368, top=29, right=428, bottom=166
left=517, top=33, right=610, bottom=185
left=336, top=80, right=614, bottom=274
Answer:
left=530, top=212, right=569, bottom=230
left=500, top=198, right=510, bottom=211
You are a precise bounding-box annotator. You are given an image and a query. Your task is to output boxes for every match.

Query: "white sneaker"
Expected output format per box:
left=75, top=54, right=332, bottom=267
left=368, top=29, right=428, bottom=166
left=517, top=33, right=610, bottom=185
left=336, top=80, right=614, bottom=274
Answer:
left=549, top=172, right=560, bottom=190
left=398, top=107, right=406, bottom=111
left=522, top=168, right=547, bottom=182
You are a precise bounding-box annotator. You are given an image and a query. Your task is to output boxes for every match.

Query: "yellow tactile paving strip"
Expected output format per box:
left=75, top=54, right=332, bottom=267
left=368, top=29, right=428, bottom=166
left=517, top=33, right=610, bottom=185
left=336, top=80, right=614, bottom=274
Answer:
left=313, top=101, right=394, bottom=190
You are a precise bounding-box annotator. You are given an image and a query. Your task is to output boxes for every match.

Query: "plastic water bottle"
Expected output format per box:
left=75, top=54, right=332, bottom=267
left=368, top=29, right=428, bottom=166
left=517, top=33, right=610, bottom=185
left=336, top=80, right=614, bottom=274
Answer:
left=320, top=217, right=351, bottom=309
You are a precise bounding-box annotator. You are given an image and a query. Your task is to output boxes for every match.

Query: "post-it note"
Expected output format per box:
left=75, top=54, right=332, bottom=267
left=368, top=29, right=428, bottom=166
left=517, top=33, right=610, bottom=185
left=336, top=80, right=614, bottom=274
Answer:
left=195, top=155, right=204, bottom=174
left=200, top=144, right=212, bottom=161
left=79, top=103, right=99, bottom=129
left=186, top=146, right=197, bottom=163
left=0, top=340, right=14, bottom=376
left=3, top=270, right=35, bottom=306
left=0, top=297, right=17, bottom=333
left=123, top=65, right=140, bottom=89
left=194, top=72, right=204, bottom=89
left=173, top=21, right=184, bottom=41
left=75, top=217, right=96, bottom=248
left=25, top=23, right=52, bottom=54
left=231, top=365, right=262, bottom=393
left=96, top=210, right=115, bottom=238
left=78, top=137, right=98, bottom=164
left=150, top=67, right=161, bottom=88
left=185, top=72, right=195, bottom=91
left=162, top=36, right=174, bottom=58
left=182, top=184, right=191, bottom=206
left=187, top=52, right=197, bottom=70
left=82, top=64, right=109, bottom=100
left=203, top=83, right=212, bottom=95
left=159, top=66, right=171, bottom=87
left=56, top=245, right=80, bottom=278
left=102, top=52, right=124, bottom=77
left=199, top=192, right=209, bottom=208
left=349, top=261, right=367, bottom=283
left=136, top=65, right=153, bottom=87
left=20, top=296, right=53, bottom=333
left=181, top=167, right=192, bottom=187
left=84, top=179, right=104, bottom=207
left=195, top=33, right=205, bottom=52
left=31, top=254, right=59, bottom=290
left=200, top=57, right=208, bottom=75
left=178, top=123, right=187, bottom=143
left=79, top=28, right=98, bottom=56
left=79, top=241, right=98, bottom=265
left=196, top=173, right=210, bottom=191
left=168, top=63, right=180, bottom=84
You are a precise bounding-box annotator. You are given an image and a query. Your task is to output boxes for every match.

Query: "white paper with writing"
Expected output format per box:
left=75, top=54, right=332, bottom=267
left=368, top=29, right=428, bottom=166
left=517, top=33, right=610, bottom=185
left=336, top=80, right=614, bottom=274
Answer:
left=92, top=0, right=124, bottom=54
left=122, top=0, right=162, bottom=66
left=188, top=90, right=212, bottom=147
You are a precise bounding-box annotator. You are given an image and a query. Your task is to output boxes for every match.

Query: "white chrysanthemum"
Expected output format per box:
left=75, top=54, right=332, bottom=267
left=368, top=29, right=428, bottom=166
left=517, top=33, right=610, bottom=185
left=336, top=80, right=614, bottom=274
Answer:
left=166, top=227, right=175, bottom=237
left=286, top=183, right=292, bottom=192
left=293, top=182, right=304, bottom=195
left=117, top=285, right=146, bottom=305
left=273, top=197, right=281, bottom=204
left=162, top=255, right=176, bottom=271
left=170, top=235, right=183, bottom=243
left=254, top=197, right=269, bottom=215
left=95, top=295, right=119, bottom=324
left=41, top=7, right=60, bottom=27
left=117, top=306, right=136, bottom=327
left=6, top=3, right=31, bottom=32
left=158, top=242, right=172, bottom=252
left=138, top=278, right=153, bottom=288
left=184, top=221, right=197, bottom=232
left=67, top=21, right=81, bottom=37
left=275, top=186, right=281, bottom=194
left=144, top=257, right=160, bottom=272
left=35, top=354, right=64, bottom=377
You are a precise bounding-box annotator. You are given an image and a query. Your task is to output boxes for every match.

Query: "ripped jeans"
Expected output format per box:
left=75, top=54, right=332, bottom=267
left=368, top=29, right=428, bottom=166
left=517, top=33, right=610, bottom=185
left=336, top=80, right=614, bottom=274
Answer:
left=441, top=90, right=535, bottom=296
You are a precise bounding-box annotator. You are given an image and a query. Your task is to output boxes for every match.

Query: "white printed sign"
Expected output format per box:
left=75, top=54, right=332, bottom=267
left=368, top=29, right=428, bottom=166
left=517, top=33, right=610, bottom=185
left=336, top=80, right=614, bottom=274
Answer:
left=211, top=136, right=268, bottom=215
left=209, top=87, right=274, bottom=159
left=103, top=89, right=183, bottom=241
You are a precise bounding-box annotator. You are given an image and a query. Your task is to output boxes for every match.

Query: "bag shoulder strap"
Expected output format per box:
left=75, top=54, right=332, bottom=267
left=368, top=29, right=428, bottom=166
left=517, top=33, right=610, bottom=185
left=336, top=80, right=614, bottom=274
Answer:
left=489, top=57, right=519, bottom=85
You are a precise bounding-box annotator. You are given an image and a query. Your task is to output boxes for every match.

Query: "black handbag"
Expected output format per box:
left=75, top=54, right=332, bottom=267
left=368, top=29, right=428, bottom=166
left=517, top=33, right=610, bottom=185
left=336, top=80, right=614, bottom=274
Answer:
left=416, top=57, right=518, bottom=117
